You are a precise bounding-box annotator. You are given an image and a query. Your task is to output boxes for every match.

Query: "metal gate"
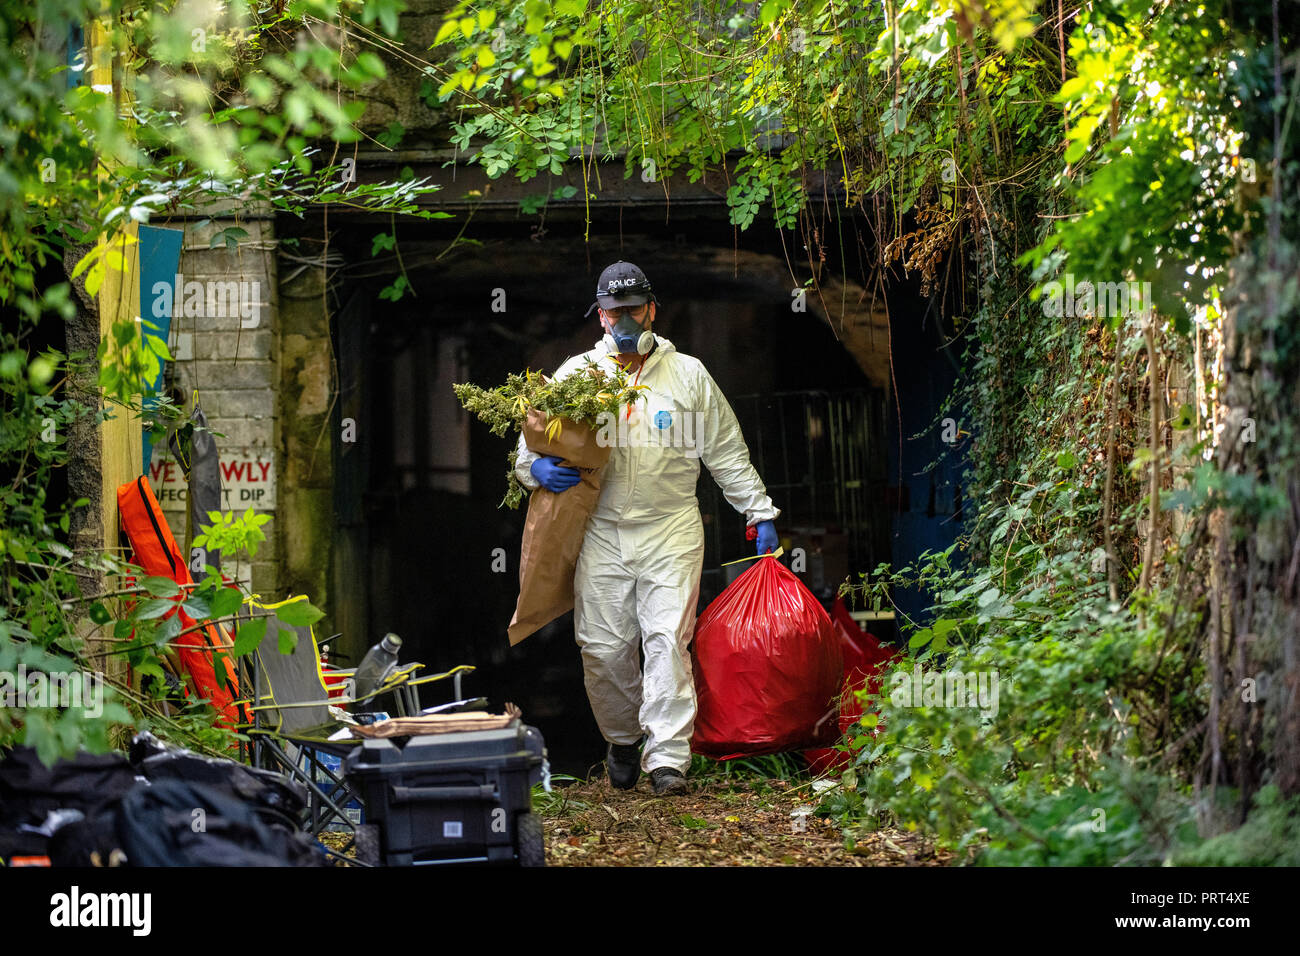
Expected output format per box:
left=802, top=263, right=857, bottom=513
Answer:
left=697, top=389, right=889, bottom=604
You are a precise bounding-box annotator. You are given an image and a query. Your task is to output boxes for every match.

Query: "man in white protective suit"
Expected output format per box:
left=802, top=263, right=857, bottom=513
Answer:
left=512, top=261, right=780, bottom=795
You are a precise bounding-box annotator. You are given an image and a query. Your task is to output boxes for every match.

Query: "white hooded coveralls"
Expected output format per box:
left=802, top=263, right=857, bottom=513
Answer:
left=514, top=334, right=780, bottom=773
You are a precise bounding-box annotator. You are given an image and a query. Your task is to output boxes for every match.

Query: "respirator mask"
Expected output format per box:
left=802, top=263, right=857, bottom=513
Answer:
left=603, top=310, right=655, bottom=356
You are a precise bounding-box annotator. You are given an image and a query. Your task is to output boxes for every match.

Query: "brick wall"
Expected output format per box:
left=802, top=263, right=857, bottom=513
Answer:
left=151, top=216, right=280, bottom=597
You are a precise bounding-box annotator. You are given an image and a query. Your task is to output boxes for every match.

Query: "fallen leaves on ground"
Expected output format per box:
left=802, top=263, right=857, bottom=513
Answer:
left=539, top=776, right=952, bottom=867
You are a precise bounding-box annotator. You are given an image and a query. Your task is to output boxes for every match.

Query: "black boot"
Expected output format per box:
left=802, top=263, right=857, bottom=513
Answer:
left=606, top=740, right=642, bottom=790
left=650, top=767, right=689, bottom=796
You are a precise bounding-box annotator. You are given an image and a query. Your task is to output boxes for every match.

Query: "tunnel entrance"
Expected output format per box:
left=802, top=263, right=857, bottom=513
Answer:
left=307, top=211, right=955, bottom=776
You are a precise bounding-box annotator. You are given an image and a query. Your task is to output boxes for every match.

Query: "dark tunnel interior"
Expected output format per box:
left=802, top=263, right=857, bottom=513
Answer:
left=314, top=212, right=965, bottom=777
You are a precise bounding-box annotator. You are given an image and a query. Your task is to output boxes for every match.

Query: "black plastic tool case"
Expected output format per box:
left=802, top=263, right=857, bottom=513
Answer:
left=344, top=723, right=546, bottom=866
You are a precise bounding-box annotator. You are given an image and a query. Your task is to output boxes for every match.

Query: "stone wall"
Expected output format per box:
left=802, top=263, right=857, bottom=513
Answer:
left=275, top=245, right=337, bottom=625
left=153, top=216, right=280, bottom=597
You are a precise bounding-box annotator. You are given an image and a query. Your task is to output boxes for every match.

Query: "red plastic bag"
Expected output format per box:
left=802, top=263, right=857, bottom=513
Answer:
left=831, top=598, right=903, bottom=687
left=803, top=673, right=868, bottom=777
left=691, top=556, right=844, bottom=758
left=803, top=599, right=903, bottom=774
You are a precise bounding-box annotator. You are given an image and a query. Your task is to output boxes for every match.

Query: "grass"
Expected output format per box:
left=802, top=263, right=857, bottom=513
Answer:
left=532, top=753, right=814, bottom=822
left=688, top=752, right=810, bottom=787
left=530, top=773, right=591, bottom=817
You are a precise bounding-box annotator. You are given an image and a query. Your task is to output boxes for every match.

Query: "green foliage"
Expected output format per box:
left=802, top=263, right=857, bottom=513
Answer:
left=4, top=0, right=1294, bottom=866
left=432, top=0, right=876, bottom=225
left=839, top=532, right=1200, bottom=863
left=833, top=308, right=1215, bottom=862
left=531, top=774, right=590, bottom=816
left=192, top=508, right=273, bottom=561
left=1021, top=1, right=1242, bottom=323
left=427, top=0, right=1059, bottom=242
left=0, top=640, right=134, bottom=767
left=677, top=812, right=716, bottom=830
left=437, top=0, right=1291, bottom=866
left=0, top=0, right=374, bottom=763
left=689, top=752, right=808, bottom=785
left=1174, top=787, right=1300, bottom=867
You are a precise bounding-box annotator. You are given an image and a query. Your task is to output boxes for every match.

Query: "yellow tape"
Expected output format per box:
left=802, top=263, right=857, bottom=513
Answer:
left=720, top=545, right=785, bottom=568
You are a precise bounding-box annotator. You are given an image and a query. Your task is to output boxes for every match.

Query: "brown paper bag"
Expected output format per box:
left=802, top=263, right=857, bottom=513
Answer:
left=507, top=408, right=612, bottom=645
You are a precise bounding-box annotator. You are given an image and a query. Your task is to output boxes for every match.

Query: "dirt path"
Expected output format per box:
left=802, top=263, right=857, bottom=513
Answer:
left=538, top=774, right=952, bottom=866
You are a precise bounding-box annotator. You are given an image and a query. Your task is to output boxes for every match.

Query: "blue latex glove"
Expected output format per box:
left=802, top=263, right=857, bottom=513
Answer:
left=755, top=520, right=778, bottom=555
left=531, top=455, right=580, bottom=493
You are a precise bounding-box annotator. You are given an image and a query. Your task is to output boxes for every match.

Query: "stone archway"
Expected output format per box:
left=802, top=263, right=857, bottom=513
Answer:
left=384, top=237, right=894, bottom=392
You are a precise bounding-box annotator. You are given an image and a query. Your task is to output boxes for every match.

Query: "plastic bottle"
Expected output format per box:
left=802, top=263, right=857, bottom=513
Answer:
left=353, top=633, right=402, bottom=710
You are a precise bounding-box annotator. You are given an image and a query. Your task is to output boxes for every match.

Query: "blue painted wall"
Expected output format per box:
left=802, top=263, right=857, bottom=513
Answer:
left=138, top=224, right=184, bottom=473
left=884, top=304, right=967, bottom=631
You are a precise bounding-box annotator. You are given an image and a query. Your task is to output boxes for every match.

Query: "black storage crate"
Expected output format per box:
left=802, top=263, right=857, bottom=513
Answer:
left=343, top=723, right=546, bottom=866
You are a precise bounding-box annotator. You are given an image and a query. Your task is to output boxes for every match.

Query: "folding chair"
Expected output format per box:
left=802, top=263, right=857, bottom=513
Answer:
left=233, top=596, right=475, bottom=845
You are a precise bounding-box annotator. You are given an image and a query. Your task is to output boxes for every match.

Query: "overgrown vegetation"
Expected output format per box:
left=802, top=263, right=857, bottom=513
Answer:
left=1, top=0, right=438, bottom=762
left=4, top=0, right=1298, bottom=869
left=428, top=0, right=1300, bottom=864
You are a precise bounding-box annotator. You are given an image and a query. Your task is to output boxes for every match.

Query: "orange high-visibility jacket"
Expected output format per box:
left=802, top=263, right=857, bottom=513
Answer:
left=117, top=476, right=243, bottom=728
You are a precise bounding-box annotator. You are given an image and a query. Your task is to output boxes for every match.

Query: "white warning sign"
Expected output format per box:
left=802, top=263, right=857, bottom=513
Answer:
left=149, top=456, right=276, bottom=511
